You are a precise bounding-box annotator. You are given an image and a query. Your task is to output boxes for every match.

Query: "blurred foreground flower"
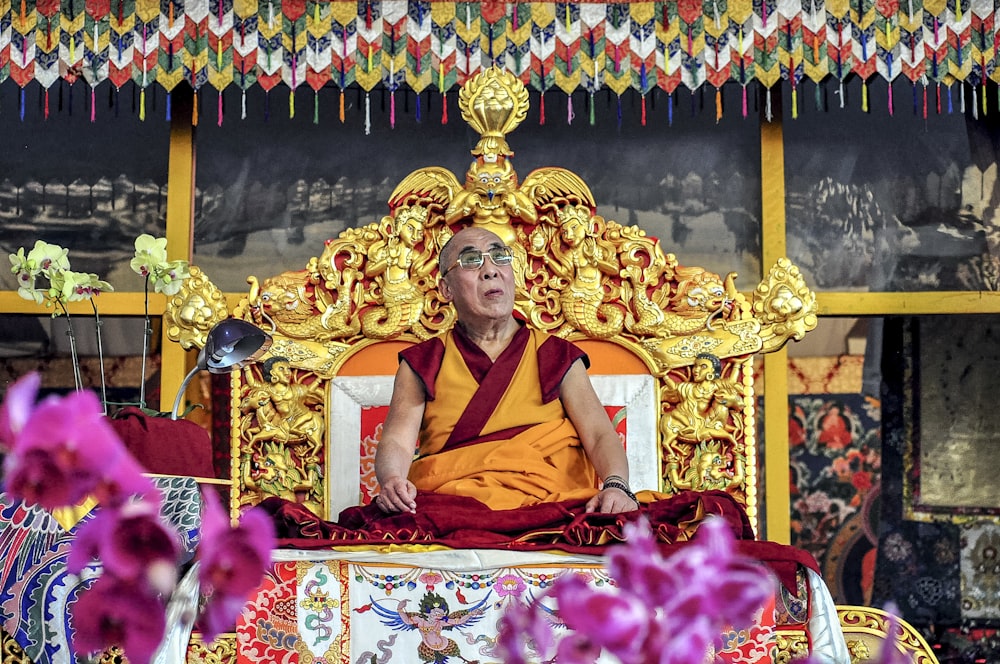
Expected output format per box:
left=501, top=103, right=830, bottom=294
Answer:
left=497, top=516, right=776, bottom=664
left=0, top=372, right=275, bottom=664
left=196, top=487, right=276, bottom=641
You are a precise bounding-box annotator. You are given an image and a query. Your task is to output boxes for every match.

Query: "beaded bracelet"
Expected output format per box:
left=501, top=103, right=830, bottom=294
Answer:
left=601, top=475, right=639, bottom=505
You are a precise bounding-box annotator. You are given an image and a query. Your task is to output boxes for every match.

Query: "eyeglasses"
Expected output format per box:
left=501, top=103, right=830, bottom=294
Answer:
left=440, top=245, right=514, bottom=278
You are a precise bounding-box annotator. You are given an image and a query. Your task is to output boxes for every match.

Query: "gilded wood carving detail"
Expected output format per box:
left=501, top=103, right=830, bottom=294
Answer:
left=166, top=67, right=817, bottom=520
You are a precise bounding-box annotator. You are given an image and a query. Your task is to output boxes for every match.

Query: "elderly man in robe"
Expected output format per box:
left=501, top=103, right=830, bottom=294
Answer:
left=374, top=226, right=639, bottom=516
left=263, top=225, right=761, bottom=551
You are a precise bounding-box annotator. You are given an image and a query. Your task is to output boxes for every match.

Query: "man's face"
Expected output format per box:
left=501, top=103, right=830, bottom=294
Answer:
left=439, top=228, right=516, bottom=324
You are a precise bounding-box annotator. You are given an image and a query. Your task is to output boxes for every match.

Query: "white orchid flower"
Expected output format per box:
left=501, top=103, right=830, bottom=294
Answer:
left=26, top=240, right=70, bottom=275
left=131, top=234, right=169, bottom=277
left=9, top=248, right=42, bottom=303
left=151, top=260, right=191, bottom=295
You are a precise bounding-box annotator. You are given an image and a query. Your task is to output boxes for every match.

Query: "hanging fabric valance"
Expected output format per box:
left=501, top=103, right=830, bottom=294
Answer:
left=1, top=0, right=996, bottom=122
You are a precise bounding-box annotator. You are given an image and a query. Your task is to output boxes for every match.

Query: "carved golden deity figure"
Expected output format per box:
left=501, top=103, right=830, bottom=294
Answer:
left=388, top=67, right=595, bottom=249
left=361, top=206, right=439, bottom=339
left=444, top=158, right=537, bottom=242
left=660, top=352, right=745, bottom=475
left=547, top=205, right=624, bottom=338
left=240, top=356, right=325, bottom=461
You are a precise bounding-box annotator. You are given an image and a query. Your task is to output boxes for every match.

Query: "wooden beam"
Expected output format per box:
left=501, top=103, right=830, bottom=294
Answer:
left=0, top=291, right=162, bottom=315
left=160, top=88, right=197, bottom=415
left=760, top=98, right=791, bottom=544
left=816, top=291, right=1000, bottom=316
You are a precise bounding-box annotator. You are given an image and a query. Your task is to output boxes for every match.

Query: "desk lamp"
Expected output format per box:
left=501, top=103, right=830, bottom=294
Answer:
left=170, top=319, right=272, bottom=420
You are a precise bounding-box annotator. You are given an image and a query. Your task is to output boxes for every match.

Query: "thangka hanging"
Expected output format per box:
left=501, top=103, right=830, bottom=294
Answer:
left=1, top=0, right=997, bottom=122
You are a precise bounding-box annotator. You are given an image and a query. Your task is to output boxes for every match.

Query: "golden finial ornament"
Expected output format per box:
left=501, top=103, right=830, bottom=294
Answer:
left=458, top=66, right=530, bottom=162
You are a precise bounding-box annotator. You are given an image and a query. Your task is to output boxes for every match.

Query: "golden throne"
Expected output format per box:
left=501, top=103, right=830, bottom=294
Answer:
left=165, top=67, right=932, bottom=664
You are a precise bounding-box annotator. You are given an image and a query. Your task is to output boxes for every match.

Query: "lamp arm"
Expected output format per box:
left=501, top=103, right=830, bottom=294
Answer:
left=170, top=364, right=202, bottom=420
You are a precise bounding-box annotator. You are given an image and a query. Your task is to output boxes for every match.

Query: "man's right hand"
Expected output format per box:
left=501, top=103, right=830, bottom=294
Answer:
left=375, top=476, right=418, bottom=514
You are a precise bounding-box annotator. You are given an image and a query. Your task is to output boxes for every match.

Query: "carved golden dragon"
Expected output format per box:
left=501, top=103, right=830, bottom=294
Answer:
left=244, top=256, right=362, bottom=342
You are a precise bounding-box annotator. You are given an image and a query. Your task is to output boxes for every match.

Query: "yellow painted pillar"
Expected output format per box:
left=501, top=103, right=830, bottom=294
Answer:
left=759, top=98, right=791, bottom=544
left=160, top=88, right=197, bottom=413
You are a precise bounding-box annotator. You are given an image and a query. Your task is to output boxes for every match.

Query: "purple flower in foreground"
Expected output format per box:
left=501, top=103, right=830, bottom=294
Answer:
left=499, top=516, right=774, bottom=664
left=0, top=371, right=40, bottom=450
left=660, top=517, right=774, bottom=631
left=71, top=574, right=167, bottom=664
left=195, top=488, right=275, bottom=640
left=2, top=382, right=154, bottom=510
left=197, top=592, right=252, bottom=643
left=68, top=500, right=180, bottom=596
left=4, top=446, right=82, bottom=510
left=90, top=449, right=159, bottom=508
left=551, top=574, right=648, bottom=662
left=496, top=595, right=556, bottom=663
left=606, top=517, right=676, bottom=606
left=555, top=632, right=604, bottom=664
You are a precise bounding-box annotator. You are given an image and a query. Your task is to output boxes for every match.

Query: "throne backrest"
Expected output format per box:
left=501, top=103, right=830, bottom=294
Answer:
left=165, top=68, right=817, bottom=532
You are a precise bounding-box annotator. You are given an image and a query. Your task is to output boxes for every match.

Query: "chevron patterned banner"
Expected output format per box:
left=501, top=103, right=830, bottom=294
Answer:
left=0, top=0, right=997, bottom=121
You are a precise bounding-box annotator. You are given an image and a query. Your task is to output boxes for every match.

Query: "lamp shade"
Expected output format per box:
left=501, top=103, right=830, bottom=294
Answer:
left=171, top=319, right=272, bottom=419
left=202, top=318, right=272, bottom=373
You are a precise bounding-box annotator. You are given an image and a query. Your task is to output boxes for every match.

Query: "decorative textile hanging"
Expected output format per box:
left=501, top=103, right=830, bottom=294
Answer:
left=1, top=0, right=997, bottom=121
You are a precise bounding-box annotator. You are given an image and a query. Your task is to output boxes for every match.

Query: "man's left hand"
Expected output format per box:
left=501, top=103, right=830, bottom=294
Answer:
left=585, top=487, right=639, bottom=514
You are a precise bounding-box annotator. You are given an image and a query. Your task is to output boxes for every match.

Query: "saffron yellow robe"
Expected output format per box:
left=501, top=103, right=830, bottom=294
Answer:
left=400, top=324, right=600, bottom=510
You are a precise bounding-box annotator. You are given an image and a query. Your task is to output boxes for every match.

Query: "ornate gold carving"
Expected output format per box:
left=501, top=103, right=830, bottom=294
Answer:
left=846, top=637, right=873, bottom=663
left=241, top=256, right=361, bottom=342
left=187, top=632, right=238, bottom=664
left=236, top=360, right=326, bottom=513
left=360, top=207, right=440, bottom=339
left=753, top=258, right=819, bottom=354
left=774, top=631, right=810, bottom=664
left=389, top=68, right=593, bottom=253
left=165, top=65, right=819, bottom=523
left=263, top=337, right=348, bottom=378
left=238, top=357, right=325, bottom=460
left=836, top=605, right=940, bottom=664
left=164, top=265, right=229, bottom=350
left=239, top=436, right=323, bottom=514
left=457, top=66, right=529, bottom=161
left=660, top=354, right=747, bottom=497
left=1, top=625, right=32, bottom=664
left=532, top=207, right=624, bottom=338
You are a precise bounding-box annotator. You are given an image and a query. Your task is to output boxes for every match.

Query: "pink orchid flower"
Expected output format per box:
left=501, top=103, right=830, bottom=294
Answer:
left=70, top=573, right=167, bottom=664
left=68, top=499, right=180, bottom=596
left=195, top=488, right=275, bottom=641
left=496, top=596, right=555, bottom=663
left=551, top=573, right=649, bottom=662
left=196, top=592, right=253, bottom=643
left=0, top=371, right=40, bottom=450
left=498, top=516, right=775, bottom=664
left=2, top=384, right=154, bottom=511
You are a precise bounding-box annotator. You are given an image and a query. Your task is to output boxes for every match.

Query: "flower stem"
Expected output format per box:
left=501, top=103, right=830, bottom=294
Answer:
left=91, top=299, right=108, bottom=414
left=59, top=301, right=84, bottom=392
left=140, top=276, right=151, bottom=408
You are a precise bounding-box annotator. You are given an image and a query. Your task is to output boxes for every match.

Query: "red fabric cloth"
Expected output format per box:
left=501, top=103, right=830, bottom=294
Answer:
left=258, top=490, right=818, bottom=592
left=109, top=406, right=216, bottom=477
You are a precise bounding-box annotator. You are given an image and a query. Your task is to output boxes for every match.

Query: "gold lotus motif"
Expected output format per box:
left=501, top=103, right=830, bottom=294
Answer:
left=458, top=66, right=530, bottom=161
